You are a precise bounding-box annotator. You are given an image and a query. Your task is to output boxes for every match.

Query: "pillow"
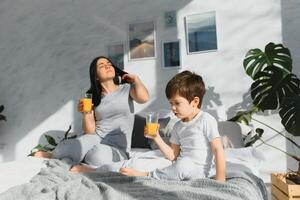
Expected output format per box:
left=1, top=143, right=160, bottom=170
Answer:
left=218, top=121, right=252, bottom=148
left=131, top=110, right=178, bottom=149
left=209, top=147, right=265, bottom=177
left=131, top=114, right=150, bottom=148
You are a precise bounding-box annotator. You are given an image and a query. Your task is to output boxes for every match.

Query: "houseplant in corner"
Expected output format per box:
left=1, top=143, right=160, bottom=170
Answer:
left=230, top=42, right=300, bottom=180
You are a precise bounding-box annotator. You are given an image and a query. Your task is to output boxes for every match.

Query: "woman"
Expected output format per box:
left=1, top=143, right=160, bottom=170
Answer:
left=35, top=56, right=149, bottom=172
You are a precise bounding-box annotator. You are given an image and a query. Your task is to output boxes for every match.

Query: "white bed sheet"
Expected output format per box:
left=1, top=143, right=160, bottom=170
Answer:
left=0, top=157, right=47, bottom=193
left=0, top=147, right=264, bottom=194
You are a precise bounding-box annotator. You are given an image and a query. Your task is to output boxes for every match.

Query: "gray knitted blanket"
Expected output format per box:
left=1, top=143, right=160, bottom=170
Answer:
left=0, top=159, right=268, bottom=200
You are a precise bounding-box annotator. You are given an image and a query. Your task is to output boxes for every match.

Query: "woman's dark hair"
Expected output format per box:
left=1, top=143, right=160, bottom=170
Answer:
left=87, top=56, right=127, bottom=107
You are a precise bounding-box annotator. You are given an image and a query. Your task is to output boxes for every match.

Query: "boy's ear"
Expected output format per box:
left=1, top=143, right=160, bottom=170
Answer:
left=191, top=97, right=200, bottom=107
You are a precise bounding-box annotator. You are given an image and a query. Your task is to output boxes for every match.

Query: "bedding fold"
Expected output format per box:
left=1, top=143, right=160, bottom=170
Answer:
left=0, top=159, right=267, bottom=200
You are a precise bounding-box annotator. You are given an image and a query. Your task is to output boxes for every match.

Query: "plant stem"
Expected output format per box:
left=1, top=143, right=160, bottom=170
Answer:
left=252, top=117, right=300, bottom=149
left=259, top=139, right=300, bottom=162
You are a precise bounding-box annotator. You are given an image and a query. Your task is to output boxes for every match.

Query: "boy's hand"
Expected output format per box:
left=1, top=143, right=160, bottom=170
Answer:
left=144, top=124, right=160, bottom=139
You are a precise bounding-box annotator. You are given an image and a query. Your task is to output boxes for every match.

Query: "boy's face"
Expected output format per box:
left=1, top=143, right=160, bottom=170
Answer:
left=168, top=94, right=199, bottom=121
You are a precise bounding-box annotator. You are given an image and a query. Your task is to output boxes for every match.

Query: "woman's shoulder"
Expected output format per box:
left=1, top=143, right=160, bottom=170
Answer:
left=119, top=83, right=131, bottom=90
left=116, top=83, right=132, bottom=95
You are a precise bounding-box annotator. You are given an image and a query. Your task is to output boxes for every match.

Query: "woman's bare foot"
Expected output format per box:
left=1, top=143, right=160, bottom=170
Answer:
left=70, top=164, right=96, bottom=173
left=119, top=167, right=148, bottom=177
left=32, top=151, right=52, bottom=159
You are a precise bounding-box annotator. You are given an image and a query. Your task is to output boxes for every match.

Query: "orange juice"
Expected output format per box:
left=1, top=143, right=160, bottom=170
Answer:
left=145, top=123, right=159, bottom=138
left=80, top=98, right=92, bottom=112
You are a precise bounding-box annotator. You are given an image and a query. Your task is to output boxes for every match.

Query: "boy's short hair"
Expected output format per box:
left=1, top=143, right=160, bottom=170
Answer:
left=165, top=70, right=205, bottom=108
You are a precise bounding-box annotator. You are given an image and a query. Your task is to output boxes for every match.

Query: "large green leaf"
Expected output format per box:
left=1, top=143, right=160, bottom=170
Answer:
left=228, top=107, right=260, bottom=125
left=251, top=66, right=300, bottom=110
left=244, top=43, right=292, bottom=79
left=279, top=95, right=300, bottom=136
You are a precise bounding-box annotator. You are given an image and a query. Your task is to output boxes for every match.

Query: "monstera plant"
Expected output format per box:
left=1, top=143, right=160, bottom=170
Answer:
left=230, top=42, right=300, bottom=176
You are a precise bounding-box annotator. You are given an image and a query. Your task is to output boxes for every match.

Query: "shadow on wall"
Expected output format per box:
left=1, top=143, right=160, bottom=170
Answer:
left=141, top=84, right=227, bottom=122
left=202, top=86, right=225, bottom=121
left=0, top=0, right=192, bottom=161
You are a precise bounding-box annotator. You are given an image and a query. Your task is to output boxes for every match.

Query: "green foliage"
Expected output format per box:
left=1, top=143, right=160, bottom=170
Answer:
left=0, top=105, right=6, bottom=121
left=243, top=128, right=264, bottom=147
left=232, top=42, right=300, bottom=138
left=251, top=66, right=300, bottom=111
left=243, top=43, right=292, bottom=78
left=228, top=107, right=260, bottom=125
left=29, top=125, right=76, bottom=156
left=279, top=94, right=300, bottom=136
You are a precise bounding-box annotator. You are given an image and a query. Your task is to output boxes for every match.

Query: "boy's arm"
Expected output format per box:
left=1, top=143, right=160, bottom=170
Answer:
left=210, top=137, right=226, bottom=182
left=153, top=134, right=180, bottom=161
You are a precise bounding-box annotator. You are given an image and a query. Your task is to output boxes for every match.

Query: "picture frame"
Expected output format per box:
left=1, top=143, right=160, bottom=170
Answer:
left=128, top=20, right=156, bottom=60
left=162, top=40, right=181, bottom=69
left=185, top=11, right=218, bottom=54
left=107, top=43, right=125, bottom=70
left=164, top=11, right=177, bottom=28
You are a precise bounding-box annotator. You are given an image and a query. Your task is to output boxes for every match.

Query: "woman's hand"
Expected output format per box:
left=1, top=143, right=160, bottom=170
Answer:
left=77, top=100, right=84, bottom=112
left=125, top=73, right=149, bottom=104
left=77, top=100, right=94, bottom=114
left=122, top=73, right=137, bottom=84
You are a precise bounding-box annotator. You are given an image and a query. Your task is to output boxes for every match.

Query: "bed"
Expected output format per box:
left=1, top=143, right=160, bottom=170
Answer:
left=0, top=114, right=268, bottom=200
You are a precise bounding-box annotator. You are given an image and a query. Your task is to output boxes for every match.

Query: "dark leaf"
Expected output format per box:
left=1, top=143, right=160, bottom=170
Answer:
left=228, top=107, right=259, bottom=125
left=244, top=128, right=264, bottom=147
left=0, top=115, right=6, bottom=121
left=0, top=105, right=4, bottom=113
left=279, top=94, right=300, bottom=136
left=244, top=43, right=292, bottom=79
left=67, top=135, right=77, bottom=140
left=44, top=135, right=57, bottom=146
left=255, top=128, right=264, bottom=136
left=64, top=125, right=72, bottom=139
left=251, top=66, right=300, bottom=110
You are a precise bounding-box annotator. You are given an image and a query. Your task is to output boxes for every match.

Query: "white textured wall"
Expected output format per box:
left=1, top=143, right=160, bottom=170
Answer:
left=1, top=0, right=298, bottom=183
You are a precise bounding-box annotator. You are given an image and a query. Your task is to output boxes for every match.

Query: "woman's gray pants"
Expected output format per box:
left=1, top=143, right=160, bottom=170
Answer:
left=52, top=134, right=127, bottom=169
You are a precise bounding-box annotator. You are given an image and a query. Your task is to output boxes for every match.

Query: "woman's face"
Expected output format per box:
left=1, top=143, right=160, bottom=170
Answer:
left=96, top=58, right=116, bottom=82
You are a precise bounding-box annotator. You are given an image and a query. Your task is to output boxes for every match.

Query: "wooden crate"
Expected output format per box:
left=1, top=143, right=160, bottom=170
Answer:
left=271, top=173, right=300, bottom=200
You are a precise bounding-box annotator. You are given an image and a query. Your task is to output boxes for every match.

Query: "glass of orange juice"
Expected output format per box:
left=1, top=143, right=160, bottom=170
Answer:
left=80, top=93, right=92, bottom=113
left=144, top=112, right=159, bottom=138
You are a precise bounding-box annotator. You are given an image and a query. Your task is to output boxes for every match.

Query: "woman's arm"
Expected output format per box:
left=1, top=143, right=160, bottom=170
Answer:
left=210, top=137, right=226, bottom=181
left=152, top=134, right=180, bottom=161
left=122, top=74, right=149, bottom=103
left=82, top=111, right=96, bottom=134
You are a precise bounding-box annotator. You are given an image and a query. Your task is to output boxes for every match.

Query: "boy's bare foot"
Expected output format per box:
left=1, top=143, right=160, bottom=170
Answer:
left=119, top=167, right=148, bottom=177
left=32, top=151, right=52, bottom=159
left=70, top=164, right=96, bottom=173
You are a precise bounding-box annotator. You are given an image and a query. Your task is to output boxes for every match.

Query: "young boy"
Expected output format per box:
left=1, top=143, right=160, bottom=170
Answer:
left=120, top=70, right=226, bottom=181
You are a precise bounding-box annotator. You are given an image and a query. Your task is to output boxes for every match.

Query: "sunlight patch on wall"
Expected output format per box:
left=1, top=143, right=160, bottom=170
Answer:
left=15, top=100, right=75, bottom=160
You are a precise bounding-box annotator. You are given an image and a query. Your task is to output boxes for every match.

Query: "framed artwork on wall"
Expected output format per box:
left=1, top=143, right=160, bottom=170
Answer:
left=107, top=43, right=125, bottom=70
left=185, top=11, right=218, bottom=54
left=162, top=40, right=181, bottom=69
left=128, top=20, right=156, bottom=60
left=164, top=11, right=177, bottom=28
